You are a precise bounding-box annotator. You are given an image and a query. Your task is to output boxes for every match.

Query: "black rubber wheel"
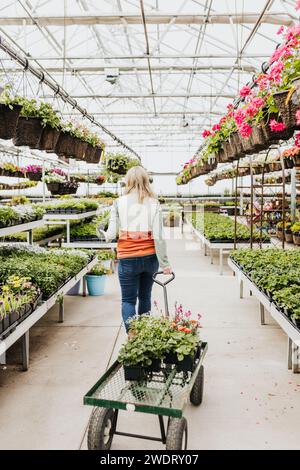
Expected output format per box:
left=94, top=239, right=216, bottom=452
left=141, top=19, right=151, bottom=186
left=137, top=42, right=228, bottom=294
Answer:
left=87, top=407, right=115, bottom=450
left=166, top=417, right=188, bottom=450
left=190, top=365, right=204, bottom=406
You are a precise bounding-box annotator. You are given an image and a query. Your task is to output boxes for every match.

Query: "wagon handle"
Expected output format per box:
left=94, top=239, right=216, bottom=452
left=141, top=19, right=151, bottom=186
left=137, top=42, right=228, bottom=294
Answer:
left=152, top=271, right=175, bottom=318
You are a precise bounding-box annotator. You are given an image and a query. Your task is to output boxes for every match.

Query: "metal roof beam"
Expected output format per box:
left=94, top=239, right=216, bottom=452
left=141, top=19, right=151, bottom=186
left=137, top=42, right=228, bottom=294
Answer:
left=47, top=93, right=235, bottom=99
left=0, top=12, right=293, bottom=26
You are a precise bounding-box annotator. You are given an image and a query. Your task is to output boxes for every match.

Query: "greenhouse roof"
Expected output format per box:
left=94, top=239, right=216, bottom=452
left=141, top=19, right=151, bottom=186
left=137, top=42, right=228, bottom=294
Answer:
left=0, top=0, right=298, bottom=168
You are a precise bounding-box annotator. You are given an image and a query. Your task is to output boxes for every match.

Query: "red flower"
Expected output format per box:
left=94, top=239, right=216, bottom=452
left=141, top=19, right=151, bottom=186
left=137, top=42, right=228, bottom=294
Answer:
left=238, top=122, right=252, bottom=138
left=202, top=129, right=211, bottom=138
left=269, top=119, right=286, bottom=132
left=212, top=123, right=221, bottom=132
left=296, top=110, right=300, bottom=126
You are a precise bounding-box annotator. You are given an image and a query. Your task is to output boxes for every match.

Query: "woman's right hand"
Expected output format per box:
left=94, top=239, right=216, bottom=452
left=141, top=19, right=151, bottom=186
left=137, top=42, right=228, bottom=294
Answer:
left=163, top=266, right=173, bottom=275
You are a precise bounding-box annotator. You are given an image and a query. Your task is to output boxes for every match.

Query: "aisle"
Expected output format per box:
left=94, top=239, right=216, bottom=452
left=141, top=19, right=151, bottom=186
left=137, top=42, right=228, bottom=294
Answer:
left=0, top=227, right=299, bottom=450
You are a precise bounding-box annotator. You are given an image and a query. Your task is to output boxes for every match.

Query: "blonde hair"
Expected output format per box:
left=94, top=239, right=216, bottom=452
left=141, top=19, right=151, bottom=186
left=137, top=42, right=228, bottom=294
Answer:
left=124, top=166, right=156, bottom=203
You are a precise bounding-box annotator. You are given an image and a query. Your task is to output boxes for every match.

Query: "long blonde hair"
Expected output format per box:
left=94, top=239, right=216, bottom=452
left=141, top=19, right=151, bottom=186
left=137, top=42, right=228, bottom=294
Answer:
left=124, top=166, right=156, bottom=203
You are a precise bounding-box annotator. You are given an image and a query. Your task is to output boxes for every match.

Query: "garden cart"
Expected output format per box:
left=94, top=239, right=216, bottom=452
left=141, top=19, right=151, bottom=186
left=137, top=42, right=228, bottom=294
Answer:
left=84, top=272, right=208, bottom=450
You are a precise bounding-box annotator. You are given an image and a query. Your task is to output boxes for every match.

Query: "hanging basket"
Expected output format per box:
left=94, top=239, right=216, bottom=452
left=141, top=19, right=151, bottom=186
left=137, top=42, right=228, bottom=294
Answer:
left=38, top=126, right=61, bottom=152
left=73, top=138, right=88, bottom=160
left=261, top=115, right=294, bottom=143
left=107, top=159, right=127, bottom=175
left=0, top=104, right=22, bottom=140
left=55, top=132, right=76, bottom=157
left=84, top=144, right=97, bottom=163
left=251, top=125, right=268, bottom=152
left=231, top=132, right=245, bottom=159
left=273, top=89, right=300, bottom=131
left=13, top=116, right=43, bottom=148
left=240, top=133, right=255, bottom=155
left=224, top=140, right=234, bottom=162
left=46, top=181, right=79, bottom=195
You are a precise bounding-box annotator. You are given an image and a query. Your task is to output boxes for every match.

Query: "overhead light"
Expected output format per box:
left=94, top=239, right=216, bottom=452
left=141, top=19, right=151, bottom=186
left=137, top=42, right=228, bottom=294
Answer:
left=105, top=67, right=119, bottom=85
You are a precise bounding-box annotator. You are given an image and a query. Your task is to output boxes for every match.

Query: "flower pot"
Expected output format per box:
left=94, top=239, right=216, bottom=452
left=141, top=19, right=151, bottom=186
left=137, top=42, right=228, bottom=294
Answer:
left=0, top=103, right=22, bottom=139
left=67, top=280, right=81, bottom=296
left=55, top=132, right=76, bottom=157
left=123, top=365, right=147, bottom=382
left=276, top=227, right=283, bottom=239
left=241, top=133, right=255, bottom=155
left=38, top=126, right=61, bottom=152
left=85, top=274, right=107, bottom=296
left=231, top=132, right=245, bottom=159
left=84, top=144, right=97, bottom=163
left=293, top=233, right=300, bottom=245
left=73, top=138, right=88, bottom=160
left=94, top=146, right=103, bottom=163
left=27, top=171, right=42, bottom=181
left=146, top=358, right=161, bottom=372
left=251, top=125, right=268, bottom=151
left=273, top=89, right=300, bottom=131
left=46, top=182, right=60, bottom=194
left=285, top=229, right=293, bottom=243
left=13, top=116, right=43, bottom=148
left=261, top=115, right=294, bottom=143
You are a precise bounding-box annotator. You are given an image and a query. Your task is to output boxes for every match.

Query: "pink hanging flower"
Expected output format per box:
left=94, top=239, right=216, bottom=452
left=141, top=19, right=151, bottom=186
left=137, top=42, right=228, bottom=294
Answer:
left=296, top=110, right=300, bottom=126
left=296, top=0, right=300, bottom=10
left=269, top=119, right=286, bottom=132
left=239, top=85, right=252, bottom=97
left=295, top=132, right=300, bottom=148
left=202, top=129, right=211, bottom=138
left=185, top=310, right=192, bottom=318
left=251, top=97, right=264, bottom=109
left=234, top=109, right=246, bottom=126
left=239, top=122, right=253, bottom=138
left=277, top=25, right=285, bottom=35
left=212, top=123, right=221, bottom=132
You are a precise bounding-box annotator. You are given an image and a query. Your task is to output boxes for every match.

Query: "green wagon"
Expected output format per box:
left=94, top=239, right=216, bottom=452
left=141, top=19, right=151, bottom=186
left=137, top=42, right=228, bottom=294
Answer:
left=84, top=273, right=208, bottom=450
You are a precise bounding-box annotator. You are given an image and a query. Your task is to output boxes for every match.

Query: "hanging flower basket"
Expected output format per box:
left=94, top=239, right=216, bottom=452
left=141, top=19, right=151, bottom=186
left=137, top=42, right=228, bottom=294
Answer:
left=224, top=140, right=234, bottom=162
left=251, top=125, right=268, bottom=152
left=55, top=131, right=76, bottom=157
left=95, top=175, right=105, bottom=185
left=38, top=126, right=61, bottom=152
left=46, top=181, right=79, bottom=195
left=27, top=171, right=42, bottom=182
left=231, top=132, right=245, bottom=159
left=0, top=103, right=22, bottom=140
left=240, top=133, right=255, bottom=155
left=273, top=89, right=300, bottom=131
left=261, top=115, right=293, bottom=143
left=94, top=146, right=103, bottom=163
left=84, top=144, right=97, bottom=163
left=13, top=116, right=43, bottom=148
left=107, top=156, right=128, bottom=175
left=73, top=138, right=88, bottom=160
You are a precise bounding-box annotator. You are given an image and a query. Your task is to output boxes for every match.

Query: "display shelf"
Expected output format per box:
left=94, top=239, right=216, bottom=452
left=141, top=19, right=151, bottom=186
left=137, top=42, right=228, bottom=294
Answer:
left=187, top=221, right=271, bottom=275
left=61, top=241, right=117, bottom=249
left=0, top=256, right=98, bottom=371
left=228, top=258, right=300, bottom=373
left=44, top=210, right=98, bottom=243
left=0, top=219, right=45, bottom=238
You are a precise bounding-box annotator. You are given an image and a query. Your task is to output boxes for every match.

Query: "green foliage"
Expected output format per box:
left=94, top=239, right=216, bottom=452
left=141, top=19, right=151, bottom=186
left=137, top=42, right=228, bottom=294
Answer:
left=88, top=264, right=112, bottom=276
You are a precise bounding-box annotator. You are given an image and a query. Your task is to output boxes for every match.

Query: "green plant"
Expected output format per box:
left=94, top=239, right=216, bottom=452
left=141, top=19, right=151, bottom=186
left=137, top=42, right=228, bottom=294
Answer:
left=38, top=102, right=61, bottom=129
left=10, top=196, right=30, bottom=205
left=88, top=264, right=111, bottom=276
left=291, top=222, right=300, bottom=233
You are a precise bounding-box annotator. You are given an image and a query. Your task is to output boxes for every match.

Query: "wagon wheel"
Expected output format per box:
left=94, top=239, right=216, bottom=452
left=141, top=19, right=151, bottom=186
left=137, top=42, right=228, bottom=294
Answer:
left=87, top=407, right=115, bottom=450
left=190, top=365, right=204, bottom=406
left=166, top=417, right=188, bottom=450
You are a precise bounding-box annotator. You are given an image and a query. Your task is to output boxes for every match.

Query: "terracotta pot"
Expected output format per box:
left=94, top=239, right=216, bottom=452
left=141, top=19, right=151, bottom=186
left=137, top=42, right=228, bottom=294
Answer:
left=13, top=116, right=43, bottom=148
left=0, top=104, right=22, bottom=140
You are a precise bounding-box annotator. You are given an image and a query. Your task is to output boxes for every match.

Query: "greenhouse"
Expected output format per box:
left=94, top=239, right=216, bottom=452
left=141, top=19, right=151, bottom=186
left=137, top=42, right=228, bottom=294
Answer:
left=0, top=0, right=300, bottom=454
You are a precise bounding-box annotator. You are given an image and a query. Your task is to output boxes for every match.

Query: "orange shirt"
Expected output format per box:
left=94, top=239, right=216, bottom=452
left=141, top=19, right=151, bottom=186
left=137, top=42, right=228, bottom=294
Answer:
left=117, top=230, right=155, bottom=259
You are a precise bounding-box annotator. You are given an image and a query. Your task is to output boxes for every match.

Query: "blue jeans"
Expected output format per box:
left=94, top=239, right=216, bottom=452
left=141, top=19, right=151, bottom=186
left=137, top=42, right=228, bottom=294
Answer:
left=118, top=254, right=159, bottom=330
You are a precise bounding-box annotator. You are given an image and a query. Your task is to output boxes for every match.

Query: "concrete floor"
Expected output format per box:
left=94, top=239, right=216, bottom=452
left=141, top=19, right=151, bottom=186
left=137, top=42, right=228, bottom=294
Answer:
left=0, top=226, right=300, bottom=450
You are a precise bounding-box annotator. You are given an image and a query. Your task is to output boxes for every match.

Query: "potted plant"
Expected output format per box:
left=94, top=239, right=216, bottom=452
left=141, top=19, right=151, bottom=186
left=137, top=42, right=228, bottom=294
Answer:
left=38, top=102, right=62, bottom=152
left=284, top=221, right=293, bottom=243
left=291, top=222, right=300, bottom=245
left=13, top=98, right=44, bottom=148
left=95, top=175, right=106, bottom=185
left=106, top=153, right=131, bottom=175
left=25, top=164, right=42, bottom=181
left=84, top=264, right=111, bottom=296
left=0, top=85, right=23, bottom=140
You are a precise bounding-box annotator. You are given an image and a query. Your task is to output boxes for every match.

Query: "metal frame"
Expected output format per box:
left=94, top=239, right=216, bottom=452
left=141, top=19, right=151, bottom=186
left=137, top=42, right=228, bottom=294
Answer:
left=228, top=258, right=300, bottom=373
left=43, top=210, right=98, bottom=243
left=0, top=218, right=44, bottom=239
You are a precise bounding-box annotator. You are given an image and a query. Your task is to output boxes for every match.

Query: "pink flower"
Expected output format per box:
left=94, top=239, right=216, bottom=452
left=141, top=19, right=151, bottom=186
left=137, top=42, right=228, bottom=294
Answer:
left=239, top=85, right=252, bottom=97
left=239, top=122, right=253, bottom=138
left=185, top=310, right=191, bottom=318
left=251, top=97, right=264, bottom=109
left=212, top=123, right=221, bottom=132
left=296, top=110, right=300, bottom=126
left=202, top=129, right=211, bottom=138
left=295, top=132, right=300, bottom=148
left=234, top=109, right=246, bottom=126
left=277, top=25, right=284, bottom=35
left=296, top=0, right=300, bottom=10
left=269, top=119, right=286, bottom=132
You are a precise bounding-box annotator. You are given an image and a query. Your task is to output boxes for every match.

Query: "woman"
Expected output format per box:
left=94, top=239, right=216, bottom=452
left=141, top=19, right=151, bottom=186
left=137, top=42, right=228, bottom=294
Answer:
left=103, top=166, right=172, bottom=330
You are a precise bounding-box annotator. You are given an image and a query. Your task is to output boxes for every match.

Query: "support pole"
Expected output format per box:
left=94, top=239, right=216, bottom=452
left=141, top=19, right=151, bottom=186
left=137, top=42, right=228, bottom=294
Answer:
left=59, top=297, right=64, bottom=323
left=21, top=330, right=29, bottom=371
